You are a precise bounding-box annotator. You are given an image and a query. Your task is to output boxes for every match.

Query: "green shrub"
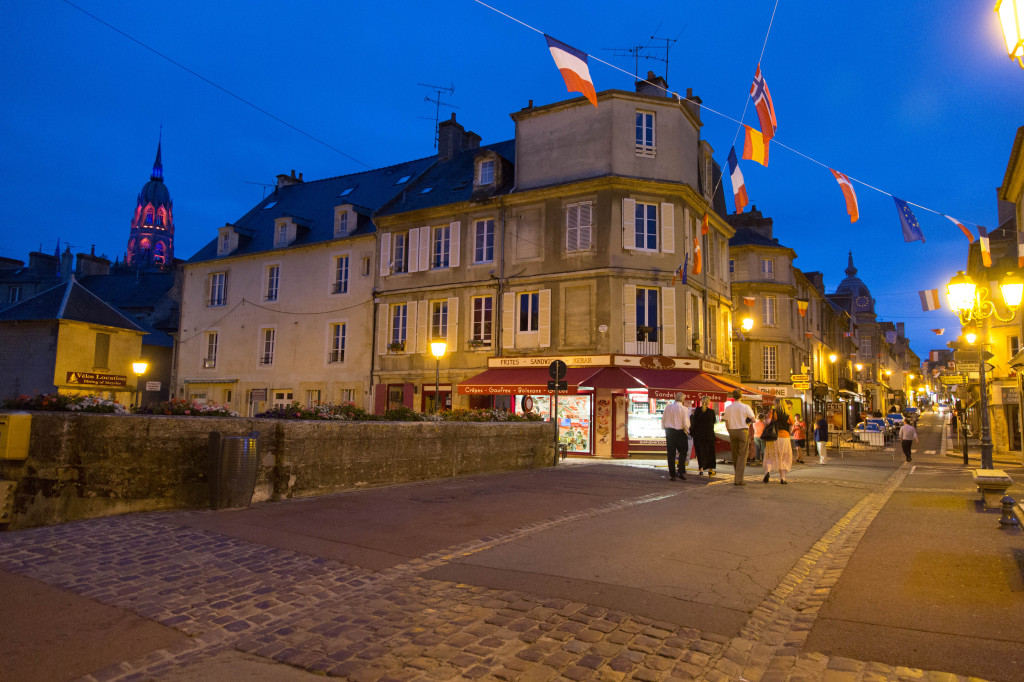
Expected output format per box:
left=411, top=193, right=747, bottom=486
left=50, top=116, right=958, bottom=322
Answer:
left=135, top=399, right=239, bottom=417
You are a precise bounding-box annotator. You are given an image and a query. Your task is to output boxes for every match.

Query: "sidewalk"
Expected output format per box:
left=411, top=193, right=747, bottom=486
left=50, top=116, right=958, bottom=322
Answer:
left=1, top=412, right=1022, bottom=681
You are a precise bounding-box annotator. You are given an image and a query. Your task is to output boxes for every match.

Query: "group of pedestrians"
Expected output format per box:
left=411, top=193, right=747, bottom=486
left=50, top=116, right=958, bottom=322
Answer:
left=663, top=390, right=836, bottom=485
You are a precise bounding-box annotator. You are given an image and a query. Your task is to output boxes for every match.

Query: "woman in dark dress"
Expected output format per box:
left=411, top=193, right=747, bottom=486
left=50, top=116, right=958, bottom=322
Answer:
left=690, top=395, right=718, bottom=477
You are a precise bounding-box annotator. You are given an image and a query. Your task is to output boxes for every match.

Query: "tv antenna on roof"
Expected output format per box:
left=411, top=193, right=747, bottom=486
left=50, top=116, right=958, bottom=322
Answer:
left=244, top=180, right=275, bottom=199
left=418, top=82, right=458, bottom=149
left=604, top=25, right=684, bottom=87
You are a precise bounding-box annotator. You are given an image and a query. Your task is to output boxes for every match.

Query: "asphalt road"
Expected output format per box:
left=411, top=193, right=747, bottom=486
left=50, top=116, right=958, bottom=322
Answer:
left=1, top=410, right=1022, bottom=681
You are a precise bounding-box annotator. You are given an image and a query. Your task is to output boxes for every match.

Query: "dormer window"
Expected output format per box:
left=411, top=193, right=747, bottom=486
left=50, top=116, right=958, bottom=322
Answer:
left=217, top=224, right=239, bottom=256
left=478, top=159, right=495, bottom=185
left=274, top=218, right=297, bottom=248
left=334, top=205, right=353, bottom=238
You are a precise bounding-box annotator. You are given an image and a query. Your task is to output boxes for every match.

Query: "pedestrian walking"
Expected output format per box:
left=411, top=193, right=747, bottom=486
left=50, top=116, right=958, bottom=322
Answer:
left=899, top=420, right=918, bottom=462
left=661, top=392, right=690, bottom=480
left=723, top=389, right=756, bottom=486
left=762, top=399, right=793, bottom=484
left=752, top=413, right=766, bottom=462
left=814, top=411, right=829, bottom=464
left=792, top=416, right=807, bottom=463
left=690, top=395, right=718, bottom=477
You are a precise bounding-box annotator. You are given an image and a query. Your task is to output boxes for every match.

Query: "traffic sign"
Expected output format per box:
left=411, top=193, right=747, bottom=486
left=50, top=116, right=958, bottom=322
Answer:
left=549, top=360, right=568, bottom=381
left=955, top=361, right=979, bottom=373
left=547, top=380, right=568, bottom=391
left=940, top=375, right=966, bottom=384
left=790, top=374, right=808, bottom=382
left=792, top=381, right=811, bottom=390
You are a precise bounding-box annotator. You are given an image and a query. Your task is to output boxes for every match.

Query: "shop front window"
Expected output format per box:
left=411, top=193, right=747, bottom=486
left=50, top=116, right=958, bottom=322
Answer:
left=515, top=393, right=592, bottom=453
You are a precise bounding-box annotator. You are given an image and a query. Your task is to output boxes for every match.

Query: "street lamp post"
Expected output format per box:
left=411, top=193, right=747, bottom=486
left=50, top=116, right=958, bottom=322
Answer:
left=430, top=341, right=447, bottom=413
left=132, top=359, right=148, bottom=410
left=946, top=270, right=1024, bottom=469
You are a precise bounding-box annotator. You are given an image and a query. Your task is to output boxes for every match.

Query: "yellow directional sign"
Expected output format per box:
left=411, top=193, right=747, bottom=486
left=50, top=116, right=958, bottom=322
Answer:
left=790, top=374, right=808, bottom=383
left=792, top=381, right=811, bottom=390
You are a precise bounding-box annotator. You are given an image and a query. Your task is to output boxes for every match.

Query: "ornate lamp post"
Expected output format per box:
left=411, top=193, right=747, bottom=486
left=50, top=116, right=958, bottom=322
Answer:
left=996, top=0, right=1024, bottom=68
left=430, top=341, right=447, bottom=413
left=946, top=270, right=1024, bottom=469
left=132, top=359, right=148, bottom=409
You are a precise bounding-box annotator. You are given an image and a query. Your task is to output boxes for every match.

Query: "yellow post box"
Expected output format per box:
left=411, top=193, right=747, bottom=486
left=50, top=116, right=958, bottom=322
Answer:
left=0, top=412, right=31, bottom=460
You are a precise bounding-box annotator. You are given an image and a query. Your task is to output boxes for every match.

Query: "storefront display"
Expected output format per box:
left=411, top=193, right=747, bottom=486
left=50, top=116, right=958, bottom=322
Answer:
left=626, top=394, right=669, bottom=445
left=517, top=393, right=593, bottom=454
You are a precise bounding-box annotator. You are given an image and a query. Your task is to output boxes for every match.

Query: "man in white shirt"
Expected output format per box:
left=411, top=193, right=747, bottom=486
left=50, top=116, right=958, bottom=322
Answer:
left=722, top=389, right=756, bottom=485
left=661, top=392, right=690, bottom=480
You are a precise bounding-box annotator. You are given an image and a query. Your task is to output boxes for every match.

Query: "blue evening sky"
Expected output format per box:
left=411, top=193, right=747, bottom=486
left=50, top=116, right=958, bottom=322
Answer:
left=2, top=0, right=1022, bottom=359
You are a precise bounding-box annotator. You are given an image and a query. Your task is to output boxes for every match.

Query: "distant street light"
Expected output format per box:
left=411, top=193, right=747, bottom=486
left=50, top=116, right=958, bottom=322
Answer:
left=132, top=359, right=148, bottom=409
left=430, top=341, right=447, bottom=413
left=946, top=270, right=1024, bottom=469
left=995, top=0, right=1024, bottom=68
left=740, top=316, right=754, bottom=332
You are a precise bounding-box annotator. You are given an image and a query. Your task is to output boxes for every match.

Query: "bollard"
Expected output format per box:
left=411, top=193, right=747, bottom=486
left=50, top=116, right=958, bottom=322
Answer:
left=998, top=495, right=1019, bottom=528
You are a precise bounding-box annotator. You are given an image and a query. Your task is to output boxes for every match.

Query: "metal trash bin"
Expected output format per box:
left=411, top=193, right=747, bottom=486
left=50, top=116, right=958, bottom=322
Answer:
left=208, top=431, right=260, bottom=510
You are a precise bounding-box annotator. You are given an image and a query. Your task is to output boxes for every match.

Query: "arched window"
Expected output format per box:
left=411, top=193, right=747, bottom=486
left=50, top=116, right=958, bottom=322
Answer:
left=140, top=238, right=151, bottom=255
left=145, top=207, right=154, bottom=225
left=156, top=207, right=166, bottom=227
left=153, top=242, right=165, bottom=265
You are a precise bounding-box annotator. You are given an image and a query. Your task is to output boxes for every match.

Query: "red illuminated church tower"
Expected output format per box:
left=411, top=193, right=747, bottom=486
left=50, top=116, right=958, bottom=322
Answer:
left=126, top=140, right=174, bottom=269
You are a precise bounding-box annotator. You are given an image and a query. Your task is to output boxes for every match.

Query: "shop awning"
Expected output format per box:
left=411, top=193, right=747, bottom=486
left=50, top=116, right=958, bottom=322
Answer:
left=618, top=368, right=732, bottom=401
left=707, top=374, right=775, bottom=405
left=578, top=367, right=647, bottom=390
left=457, top=367, right=596, bottom=395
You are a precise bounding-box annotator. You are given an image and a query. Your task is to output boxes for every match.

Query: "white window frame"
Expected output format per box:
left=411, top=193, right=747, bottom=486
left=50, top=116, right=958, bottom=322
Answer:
left=763, top=295, right=776, bottom=327
left=474, top=219, right=495, bottom=264
left=8, top=286, right=22, bottom=303
left=519, top=292, right=540, bottom=333
left=329, top=322, right=346, bottom=363
left=566, top=201, right=593, bottom=253
left=763, top=345, right=778, bottom=381
left=333, top=255, right=349, bottom=294
left=334, top=209, right=349, bottom=238
left=260, top=327, right=276, bottom=366
left=393, top=233, right=409, bottom=273
left=204, top=331, right=218, bottom=368
left=208, top=272, right=227, bottom=307
left=761, top=258, right=775, bottom=280
left=471, top=296, right=493, bottom=343
left=636, top=287, right=659, bottom=340
left=265, top=264, right=280, bottom=302
left=478, top=159, right=495, bottom=185
left=430, top=300, right=448, bottom=341
left=635, top=110, right=655, bottom=157
left=633, top=202, right=658, bottom=251
left=390, top=303, right=408, bottom=350
left=432, top=225, right=450, bottom=269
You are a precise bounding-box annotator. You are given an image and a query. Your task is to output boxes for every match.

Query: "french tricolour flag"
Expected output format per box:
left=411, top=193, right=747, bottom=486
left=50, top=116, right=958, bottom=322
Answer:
left=727, top=147, right=748, bottom=214
left=545, top=35, right=598, bottom=108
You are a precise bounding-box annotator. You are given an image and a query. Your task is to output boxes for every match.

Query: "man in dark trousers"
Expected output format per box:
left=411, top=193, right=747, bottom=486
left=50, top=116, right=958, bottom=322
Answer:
left=661, top=392, right=690, bottom=481
left=814, top=412, right=829, bottom=464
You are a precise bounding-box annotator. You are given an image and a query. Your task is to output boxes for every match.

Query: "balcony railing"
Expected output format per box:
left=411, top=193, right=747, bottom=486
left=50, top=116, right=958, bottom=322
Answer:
left=328, top=350, right=344, bottom=363
left=203, top=358, right=216, bottom=368
left=636, top=327, right=661, bottom=356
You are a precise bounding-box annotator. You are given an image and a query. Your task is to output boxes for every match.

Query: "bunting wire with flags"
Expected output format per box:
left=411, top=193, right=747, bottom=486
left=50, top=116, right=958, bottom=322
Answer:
left=750, top=64, right=778, bottom=147
left=931, top=328, right=945, bottom=335
left=943, top=215, right=975, bottom=243
left=727, top=147, right=748, bottom=214
left=1018, top=229, right=1024, bottom=268
left=693, top=236, right=703, bottom=275
left=672, top=254, right=689, bottom=285
left=742, top=125, right=768, bottom=166
left=894, top=197, right=925, bottom=243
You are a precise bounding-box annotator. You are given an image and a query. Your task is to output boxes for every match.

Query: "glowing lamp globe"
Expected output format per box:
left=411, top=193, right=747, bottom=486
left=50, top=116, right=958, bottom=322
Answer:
left=945, top=271, right=976, bottom=313
left=430, top=341, right=447, bottom=359
left=996, top=0, right=1024, bottom=68
left=132, top=360, right=148, bottom=376
left=740, top=317, right=754, bottom=332
left=1000, top=272, right=1024, bottom=308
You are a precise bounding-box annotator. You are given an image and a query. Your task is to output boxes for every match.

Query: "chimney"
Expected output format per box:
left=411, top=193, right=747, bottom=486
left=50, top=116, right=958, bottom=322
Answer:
left=28, top=251, right=58, bottom=273
left=276, top=169, right=304, bottom=188
left=636, top=71, right=669, bottom=97
left=438, top=113, right=466, bottom=161
left=60, top=247, right=73, bottom=282
left=75, top=251, right=111, bottom=277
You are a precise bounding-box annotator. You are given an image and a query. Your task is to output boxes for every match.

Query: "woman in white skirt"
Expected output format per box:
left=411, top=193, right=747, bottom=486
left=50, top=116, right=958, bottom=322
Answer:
left=762, top=399, right=793, bottom=484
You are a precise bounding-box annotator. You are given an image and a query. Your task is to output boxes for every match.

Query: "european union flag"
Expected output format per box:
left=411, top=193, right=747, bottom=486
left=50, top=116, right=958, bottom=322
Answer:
left=894, top=197, right=925, bottom=243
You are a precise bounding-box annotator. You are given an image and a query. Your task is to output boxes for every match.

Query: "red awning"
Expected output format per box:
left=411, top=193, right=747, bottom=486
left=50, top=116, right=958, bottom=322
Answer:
left=703, top=374, right=775, bottom=405
left=457, top=367, right=595, bottom=395
left=577, top=367, right=646, bottom=390
left=618, top=368, right=731, bottom=401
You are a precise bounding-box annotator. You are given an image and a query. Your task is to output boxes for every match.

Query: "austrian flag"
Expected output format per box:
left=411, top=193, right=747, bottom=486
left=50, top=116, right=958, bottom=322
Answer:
left=544, top=35, right=598, bottom=108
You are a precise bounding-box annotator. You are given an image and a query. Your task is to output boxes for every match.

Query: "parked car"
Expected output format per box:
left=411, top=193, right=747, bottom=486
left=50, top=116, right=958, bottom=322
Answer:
left=886, top=412, right=905, bottom=426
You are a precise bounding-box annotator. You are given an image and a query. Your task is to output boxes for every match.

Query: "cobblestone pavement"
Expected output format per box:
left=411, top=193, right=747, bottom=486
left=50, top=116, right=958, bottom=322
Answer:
left=0, top=455, right=997, bottom=682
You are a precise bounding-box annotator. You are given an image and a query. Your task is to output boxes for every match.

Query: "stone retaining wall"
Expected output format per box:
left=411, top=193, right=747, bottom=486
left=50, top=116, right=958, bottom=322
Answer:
left=0, top=413, right=555, bottom=530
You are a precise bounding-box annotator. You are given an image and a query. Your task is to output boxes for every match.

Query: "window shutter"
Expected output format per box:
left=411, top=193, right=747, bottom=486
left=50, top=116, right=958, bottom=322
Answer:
left=686, top=295, right=693, bottom=346
left=538, top=289, right=551, bottom=348
left=579, top=202, right=592, bottom=250
left=683, top=207, right=690, bottom=248
left=418, top=226, right=430, bottom=272
left=379, top=234, right=391, bottom=277
left=623, top=284, right=637, bottom=354
left=622, top=198, right=635, bottom=251
left=416, top=300, right=427, bottom=354
left=660, top=202, right=674, bottom=254
left=377, top=303, right=389, bottom=355
left=449, top=222, right=460, bottom=268
left=408, top=229, right=420, bottom=273
left=447, top=297, right=459, bottom=348
left=566, top=204, right=578, bottom=252
left=661, top=287, right=676, bottom=356
left=502, top=292, right=515, bottom=349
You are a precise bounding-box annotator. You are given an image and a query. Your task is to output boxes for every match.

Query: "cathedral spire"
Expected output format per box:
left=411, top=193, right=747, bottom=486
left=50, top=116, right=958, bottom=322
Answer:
left=845, top=251, right=857, bottom=277
left=151, top=137, right=163, bottom=181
